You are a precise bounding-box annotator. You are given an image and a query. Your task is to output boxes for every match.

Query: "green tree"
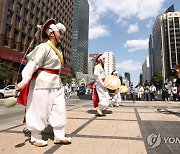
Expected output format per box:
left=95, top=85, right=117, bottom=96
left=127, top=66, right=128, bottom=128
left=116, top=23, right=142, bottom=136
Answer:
left=71, top=67, right=76, bottom=78
left=0, top=62, right=15, bottom=85
left=151, top=72, right=163, bottom=89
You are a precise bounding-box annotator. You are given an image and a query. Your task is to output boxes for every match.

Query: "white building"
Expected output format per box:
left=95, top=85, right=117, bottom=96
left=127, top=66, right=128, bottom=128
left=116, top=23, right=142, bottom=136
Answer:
left=142, top=57, right=150, bottom=84
left=104, top=52, right=116, bottom=76
left=88, top=54, right=98, bottom=75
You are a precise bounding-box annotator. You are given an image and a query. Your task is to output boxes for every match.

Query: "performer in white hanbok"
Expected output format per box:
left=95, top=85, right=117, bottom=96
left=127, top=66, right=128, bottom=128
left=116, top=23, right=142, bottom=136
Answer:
left=16, top=19, right=72, bottom=147
left=110, top=70, right=122, bottom=107
left=94, top=54, right=110, bottom=116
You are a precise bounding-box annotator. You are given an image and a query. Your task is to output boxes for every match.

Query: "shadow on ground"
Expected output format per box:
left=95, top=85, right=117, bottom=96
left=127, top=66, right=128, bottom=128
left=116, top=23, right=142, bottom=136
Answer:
left=87, top=109, right=113, bottom=115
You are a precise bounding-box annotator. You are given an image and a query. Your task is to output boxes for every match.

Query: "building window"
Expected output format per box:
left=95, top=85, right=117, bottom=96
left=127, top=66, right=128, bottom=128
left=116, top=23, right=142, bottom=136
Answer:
left=30, top=13, right=34, bottom=20
left=13, top=28, right=19, bottom=49
left=40, top=12, right=44, bottom=18
left=41, top=2, right=45, bottom=8
left=30, top=2, right=35, bottom=11
left=20, top=33, right=26, bottom=52
left=7, top=9, right=13, bottom=23
left=15, top=15, right=21, bottom=27
left=29, top=24, right=32, bottom=34
left=4, top=24, right=12, bottom=46
left=22, top=20, right=27, bottom=31
left=35, top=17, right=39, bottom=24
left=8, top=0, right=14, bottom=7
left=16, top=2, right=22, bottom=14
left=23, top=8, right=28, bottom=18
left=27, top=36, right=32, bottom=47
left=24, top=0, right=29, bottom=5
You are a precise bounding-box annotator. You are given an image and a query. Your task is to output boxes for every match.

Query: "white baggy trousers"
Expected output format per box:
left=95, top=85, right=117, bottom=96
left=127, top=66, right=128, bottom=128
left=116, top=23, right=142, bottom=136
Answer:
left=96, top=84, right=110, bottom=111
left=20, top=56, right=67, bottom=142
left=26, top=81, right=67, bottom=141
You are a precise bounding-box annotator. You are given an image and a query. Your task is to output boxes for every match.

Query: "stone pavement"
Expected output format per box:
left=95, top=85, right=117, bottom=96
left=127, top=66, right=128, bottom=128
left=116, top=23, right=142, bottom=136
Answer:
left=0, top=100, right=180, bottom=154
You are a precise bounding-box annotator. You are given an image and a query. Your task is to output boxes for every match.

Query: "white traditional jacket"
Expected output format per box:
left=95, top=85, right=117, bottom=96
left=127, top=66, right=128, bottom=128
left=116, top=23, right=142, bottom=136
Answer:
left=94, top=64, right=106, bottom=87
left=26, top=41, right=63, bottom=89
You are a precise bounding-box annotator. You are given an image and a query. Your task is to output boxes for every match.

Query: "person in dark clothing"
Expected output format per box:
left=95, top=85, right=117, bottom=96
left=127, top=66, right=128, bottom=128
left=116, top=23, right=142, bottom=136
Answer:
left=162, top=83, right=169, bottom=101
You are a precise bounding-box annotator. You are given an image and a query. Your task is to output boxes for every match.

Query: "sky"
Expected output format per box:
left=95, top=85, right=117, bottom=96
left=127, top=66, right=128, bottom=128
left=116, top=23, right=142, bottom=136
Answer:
left=87, top=0, right=180, bottom=86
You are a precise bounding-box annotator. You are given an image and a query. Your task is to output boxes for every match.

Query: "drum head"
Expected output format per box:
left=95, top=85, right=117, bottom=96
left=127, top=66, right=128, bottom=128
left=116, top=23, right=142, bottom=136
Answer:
left=119, top=85, right=128, bottom=95
left=105, top=75, right=121, bottom=90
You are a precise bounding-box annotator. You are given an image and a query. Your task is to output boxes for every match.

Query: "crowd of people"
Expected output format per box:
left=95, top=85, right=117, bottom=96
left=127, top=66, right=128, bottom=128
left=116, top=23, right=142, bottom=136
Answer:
left=127, top=83, right=158, bottom=101
left=124, top=82, right=180, bottom=102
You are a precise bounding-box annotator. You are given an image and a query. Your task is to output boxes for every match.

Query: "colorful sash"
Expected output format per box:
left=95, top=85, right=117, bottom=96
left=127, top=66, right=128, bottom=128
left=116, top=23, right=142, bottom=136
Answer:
left=45, top=40, right=64, bottom=65
left=88, top=78, right=105, bottom=108
left=17, top=68, right=60, bottom=106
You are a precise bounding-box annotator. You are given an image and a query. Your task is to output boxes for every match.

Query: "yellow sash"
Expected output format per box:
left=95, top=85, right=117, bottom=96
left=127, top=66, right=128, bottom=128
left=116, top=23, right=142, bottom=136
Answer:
left=45, top=40, right=64, bottom=65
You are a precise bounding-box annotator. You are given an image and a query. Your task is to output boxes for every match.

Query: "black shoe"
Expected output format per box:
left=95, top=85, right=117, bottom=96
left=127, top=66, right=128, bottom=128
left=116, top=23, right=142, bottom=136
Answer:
left=96, top=113, right=106, bottom=117
left=23, top=128, right=31, bottom=136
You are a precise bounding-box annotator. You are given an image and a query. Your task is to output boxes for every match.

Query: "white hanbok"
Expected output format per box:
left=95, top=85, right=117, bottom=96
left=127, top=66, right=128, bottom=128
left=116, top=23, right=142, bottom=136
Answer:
left=19, top=41, right=67, bottom=142
left=94, top=64, right=110, bottom=112
left=111, top=92, right=122, bottom=107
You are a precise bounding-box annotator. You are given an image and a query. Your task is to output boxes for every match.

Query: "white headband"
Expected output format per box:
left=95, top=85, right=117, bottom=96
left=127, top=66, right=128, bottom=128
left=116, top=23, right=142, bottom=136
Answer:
left=46, top=23, right=66, bottom=36
left=113, top=71, right=118, bottom=74
left=98, top=54, right=106, bottom=61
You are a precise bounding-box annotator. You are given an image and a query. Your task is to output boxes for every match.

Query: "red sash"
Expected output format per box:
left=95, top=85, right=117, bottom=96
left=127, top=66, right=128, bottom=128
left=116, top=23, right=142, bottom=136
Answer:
left=88, top=78, right=105, bottom=108
left=17, top=68, right=60, bottom=106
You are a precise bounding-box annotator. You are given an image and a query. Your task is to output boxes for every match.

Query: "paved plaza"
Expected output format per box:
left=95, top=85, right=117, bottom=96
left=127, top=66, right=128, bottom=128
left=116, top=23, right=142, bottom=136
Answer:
left=0, top=99, right=180, bottom=154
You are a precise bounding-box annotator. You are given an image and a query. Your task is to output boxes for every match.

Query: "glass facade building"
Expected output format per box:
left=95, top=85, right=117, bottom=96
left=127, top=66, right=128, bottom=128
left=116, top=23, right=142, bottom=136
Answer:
left=71, top=0, right=89, bottom=74
left=150, top=8, right=180, bottom=80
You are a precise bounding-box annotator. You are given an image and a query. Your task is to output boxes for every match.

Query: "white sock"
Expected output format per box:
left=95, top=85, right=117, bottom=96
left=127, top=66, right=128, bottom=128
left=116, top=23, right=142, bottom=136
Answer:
left=53, top=126, right=65, bottom=140
left=31, top=130, right=42, bottom=142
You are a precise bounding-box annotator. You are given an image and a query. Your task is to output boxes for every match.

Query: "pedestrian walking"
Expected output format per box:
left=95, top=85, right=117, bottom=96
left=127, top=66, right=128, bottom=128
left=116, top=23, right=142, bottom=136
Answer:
left=144, top=84, right=150, bottom=101
left=129, top=85, right=135, bottom=102
left=171, top=83, right=178, bottom=101
left=149, top=84, right=157, bottom=101
left=137, top=84, right=144, bottom=101
left=16, top=19, right=72, bottom=147
left=162, top=83, right=169, bottom=101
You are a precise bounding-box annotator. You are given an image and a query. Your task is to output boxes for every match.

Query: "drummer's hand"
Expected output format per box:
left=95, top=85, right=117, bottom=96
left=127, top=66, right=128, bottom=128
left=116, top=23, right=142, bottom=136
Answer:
left=103, top=85, right=107, bottom=89
left=16, top=82, right=26, bottom=91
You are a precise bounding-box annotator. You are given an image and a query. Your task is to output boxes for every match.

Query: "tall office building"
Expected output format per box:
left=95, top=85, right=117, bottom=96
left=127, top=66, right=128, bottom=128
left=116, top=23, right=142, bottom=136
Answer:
left=71, top=0, right=89, bottom=74
left=150, top=5, right=180, bottom=80
left=139, top=73, right=143, bottom=85
left=0, top=0, right=73, bottom=83
left=142, top=57, right=150, bottom=83
left=88, top=53, right=98, bottom=75
left=149, top=34, right=154, bottom=78
left=104, top=52, right=115, bottom=76
left=125, top=72, right=130, bottom=85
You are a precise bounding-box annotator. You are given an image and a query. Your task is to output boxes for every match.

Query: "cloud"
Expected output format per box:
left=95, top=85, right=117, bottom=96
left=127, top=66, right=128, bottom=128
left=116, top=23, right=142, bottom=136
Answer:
left=146, top=19, right=153, bottom=28
left=127, top=23, right=139, bottom=34
left=137, top=0, right=165, bottom=20
left=116, top=60, right=142, bottom=71
left=88, top=0, right=165, bottom=39
left=124, top=38, right=149, bottom=52
left=89, top=25, right=110, bottom=39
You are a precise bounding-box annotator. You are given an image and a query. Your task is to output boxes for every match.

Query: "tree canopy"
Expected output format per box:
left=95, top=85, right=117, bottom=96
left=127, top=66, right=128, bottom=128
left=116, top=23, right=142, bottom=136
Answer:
left=151, top=72, right=164, bottom=89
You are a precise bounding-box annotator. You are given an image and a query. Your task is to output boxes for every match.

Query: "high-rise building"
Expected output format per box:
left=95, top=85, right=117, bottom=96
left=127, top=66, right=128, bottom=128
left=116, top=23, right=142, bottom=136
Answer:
left=71, top=0, right=89, bottom=74
left=0, top=0, right=73, bottom=83
left=142, top=57, right=150, bottom=84
left=150, top=5, right=180, bottom=81
left=149, top=34, right=154, bottom=78
left=104, top=52, right=115, bottom=76
left=88, top=54, right=98, bottom=75
left=125, top=72, right=130, bottom=85
left=139, top=73, right=143, bottom=85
